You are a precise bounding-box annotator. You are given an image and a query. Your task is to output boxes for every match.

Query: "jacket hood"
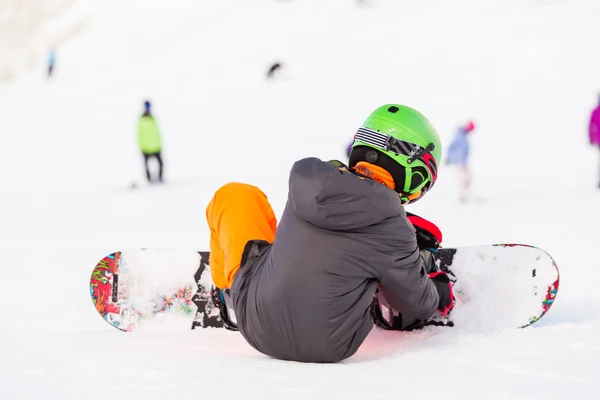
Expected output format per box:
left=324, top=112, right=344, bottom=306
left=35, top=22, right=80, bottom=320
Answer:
left=288, top=158, right=403, bottom=231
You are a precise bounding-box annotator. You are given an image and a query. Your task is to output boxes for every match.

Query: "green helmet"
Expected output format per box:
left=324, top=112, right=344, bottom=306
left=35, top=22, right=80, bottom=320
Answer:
left=348, top=104, right=441, bottom=204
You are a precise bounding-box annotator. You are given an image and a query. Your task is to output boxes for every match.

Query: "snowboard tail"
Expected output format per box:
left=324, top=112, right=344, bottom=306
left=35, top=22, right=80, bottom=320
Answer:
left=432, top=244, right=559, bottom=329
left=90, top=250, right=224, bottom=332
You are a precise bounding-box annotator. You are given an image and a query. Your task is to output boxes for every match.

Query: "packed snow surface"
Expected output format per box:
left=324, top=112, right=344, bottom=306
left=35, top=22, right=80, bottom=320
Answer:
left=1, top=0, right=599, bottom=398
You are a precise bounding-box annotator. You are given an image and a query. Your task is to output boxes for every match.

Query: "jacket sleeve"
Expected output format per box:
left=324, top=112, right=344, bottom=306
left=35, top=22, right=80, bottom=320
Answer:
left=377, top=219, right=440, bottom=321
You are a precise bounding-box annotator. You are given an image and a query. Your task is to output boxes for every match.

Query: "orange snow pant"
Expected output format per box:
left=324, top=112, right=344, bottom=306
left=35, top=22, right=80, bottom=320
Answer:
left=205, top=182, right=277, bottom=289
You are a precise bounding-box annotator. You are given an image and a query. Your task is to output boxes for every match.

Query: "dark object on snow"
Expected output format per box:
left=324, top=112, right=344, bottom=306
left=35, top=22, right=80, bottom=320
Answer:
left=266, top=62, right=282, bottom=78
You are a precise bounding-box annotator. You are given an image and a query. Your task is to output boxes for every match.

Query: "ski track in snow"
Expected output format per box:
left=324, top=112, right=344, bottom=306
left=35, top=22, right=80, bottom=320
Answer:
left=1, top=0, right=600, bottom=398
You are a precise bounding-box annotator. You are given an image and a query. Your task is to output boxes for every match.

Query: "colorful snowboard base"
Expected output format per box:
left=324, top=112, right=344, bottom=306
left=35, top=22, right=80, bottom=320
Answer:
left=90, top=250, right=224, bottom=332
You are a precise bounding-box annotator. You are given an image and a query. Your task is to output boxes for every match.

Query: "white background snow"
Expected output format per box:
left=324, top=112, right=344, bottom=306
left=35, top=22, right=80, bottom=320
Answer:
left=1, top=0, right=599, bottom=398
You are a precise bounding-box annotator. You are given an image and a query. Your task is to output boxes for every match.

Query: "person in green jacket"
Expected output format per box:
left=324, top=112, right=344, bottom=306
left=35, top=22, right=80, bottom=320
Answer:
left=137, top=100, right=164, bottom=183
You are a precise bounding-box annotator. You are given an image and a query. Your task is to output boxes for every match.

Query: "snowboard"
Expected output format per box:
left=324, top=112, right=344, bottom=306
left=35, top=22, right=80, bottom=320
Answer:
left=89, top=244, right=559, bottom=332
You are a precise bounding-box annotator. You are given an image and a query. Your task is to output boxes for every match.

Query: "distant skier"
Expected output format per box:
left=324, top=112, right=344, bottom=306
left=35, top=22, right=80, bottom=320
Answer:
left=47, top=48, right=56, bottom=78
left=589, top=99, right=600, bottom=188
left=205, top=104, right=454, bottom=363
left=137, top=100, right=164, bottom=184
left=446, top=120, right=476, bottom=202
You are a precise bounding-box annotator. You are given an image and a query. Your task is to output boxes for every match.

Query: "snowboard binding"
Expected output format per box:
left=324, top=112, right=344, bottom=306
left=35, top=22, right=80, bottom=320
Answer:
left=210, top=287, right=239, bottom=332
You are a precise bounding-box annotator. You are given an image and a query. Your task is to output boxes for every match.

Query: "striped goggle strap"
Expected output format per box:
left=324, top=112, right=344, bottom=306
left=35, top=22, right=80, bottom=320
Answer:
left=354, top=127, right=438, bottom=182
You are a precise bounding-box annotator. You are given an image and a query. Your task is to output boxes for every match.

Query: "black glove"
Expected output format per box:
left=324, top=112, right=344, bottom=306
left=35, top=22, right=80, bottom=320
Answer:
left=428, top=271, right=455, bottom=317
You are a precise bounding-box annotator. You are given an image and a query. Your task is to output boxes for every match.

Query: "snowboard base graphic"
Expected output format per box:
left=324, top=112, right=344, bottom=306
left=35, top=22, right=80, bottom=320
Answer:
left=89, top=244, right=559, bottom=332
left=90, top=250, right=224, bottom=332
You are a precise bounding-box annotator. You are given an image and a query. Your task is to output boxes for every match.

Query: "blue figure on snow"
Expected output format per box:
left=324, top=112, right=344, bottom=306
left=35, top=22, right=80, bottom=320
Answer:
left=47, top=48, right=56, bottom=78
left=446, top=120, right=476, bottom=202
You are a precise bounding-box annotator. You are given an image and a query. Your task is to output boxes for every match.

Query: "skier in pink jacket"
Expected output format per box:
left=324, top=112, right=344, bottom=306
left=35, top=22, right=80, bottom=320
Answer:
left=588, top=100, right=600, bottom=188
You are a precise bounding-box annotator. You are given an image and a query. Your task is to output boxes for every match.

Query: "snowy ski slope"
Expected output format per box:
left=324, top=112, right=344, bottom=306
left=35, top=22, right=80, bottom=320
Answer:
left=1, top=0, right=599, bottom=398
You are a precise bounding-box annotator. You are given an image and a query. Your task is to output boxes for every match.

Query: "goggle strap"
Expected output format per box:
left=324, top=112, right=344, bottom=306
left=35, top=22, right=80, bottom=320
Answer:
left=407, top=143, right=436, bottom=165
left=355, top=127, right=433, bottom=165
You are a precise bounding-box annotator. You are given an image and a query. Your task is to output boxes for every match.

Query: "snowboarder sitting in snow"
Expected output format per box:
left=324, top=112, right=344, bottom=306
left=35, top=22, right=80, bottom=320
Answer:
left=206, top=104, right=455, bottom=363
